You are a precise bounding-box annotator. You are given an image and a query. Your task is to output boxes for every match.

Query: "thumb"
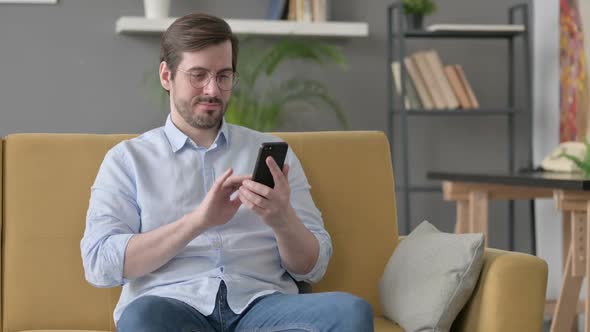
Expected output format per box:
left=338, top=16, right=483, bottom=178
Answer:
left=213, top=168, right=233, bottom=190
left=230, top=194, right=242, bottom=208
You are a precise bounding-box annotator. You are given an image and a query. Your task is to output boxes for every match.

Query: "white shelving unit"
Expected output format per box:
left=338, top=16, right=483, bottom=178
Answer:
left=116, top=17, right=369, bottom=38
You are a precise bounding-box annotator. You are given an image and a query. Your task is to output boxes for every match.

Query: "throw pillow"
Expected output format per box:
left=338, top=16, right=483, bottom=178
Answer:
left=379, top=220, right=484, bottom=332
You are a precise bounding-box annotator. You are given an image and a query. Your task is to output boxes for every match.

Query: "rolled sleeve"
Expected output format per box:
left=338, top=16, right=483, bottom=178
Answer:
left=284, top=149, right=333, bottom=284
left=82, top=232, right=134, bottom=287
left=80, top=147, right=140, bottom=288
left=288, top=231, right=332, bottom=283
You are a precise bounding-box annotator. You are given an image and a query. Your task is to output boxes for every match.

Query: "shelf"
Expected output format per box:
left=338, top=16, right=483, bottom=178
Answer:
left=116, top=17, right=369, bottom=37
left=396, top=30, right=525, bottom=39
left=392, top=109, right=519, bottom=116
left=387, top=2, right=532, bottom=236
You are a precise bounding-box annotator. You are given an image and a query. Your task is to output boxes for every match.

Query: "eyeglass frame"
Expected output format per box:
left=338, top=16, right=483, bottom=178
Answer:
left=176, top=68, right=240, bottom=91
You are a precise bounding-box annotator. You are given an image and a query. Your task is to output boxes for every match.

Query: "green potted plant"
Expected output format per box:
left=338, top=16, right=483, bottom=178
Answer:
left=402, top=0, right=436, bottom=30
left=560, top=140, right=590, bottom=176
left=226, top=38, right=348, bottom=131
left=144, top=38, right=348, bottom=132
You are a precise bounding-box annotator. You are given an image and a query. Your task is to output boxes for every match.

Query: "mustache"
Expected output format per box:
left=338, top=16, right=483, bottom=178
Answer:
left=195, top=96, right=223, bottom=104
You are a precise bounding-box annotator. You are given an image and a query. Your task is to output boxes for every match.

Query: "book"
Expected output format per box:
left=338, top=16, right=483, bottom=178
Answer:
left=312, top=0, right=327, bottom=22
left=453, top=65, right=479, bottom=108
left=391, top=62, right=410, bottom=109
left=444, top=65, right=471, bottom=109
left=288, top=0, right=296, bottom=20
left=426, top=24, right=525, bottom=33
left=391, top=62, right=422, bottom=109
left=266, top=0, right=288, bottom=20
left=405, top=68, right=422, bottom=109
left=295, top=0, right=302, bottom=21
left=411, top=51, right=447, bottom=109
left=302, top=0, right=313, bottom=22
left=424, top=50, right=459, bottom=109
left=404, top=57, right=433, bottom=109
left=287, top=0, right=305, bottom=21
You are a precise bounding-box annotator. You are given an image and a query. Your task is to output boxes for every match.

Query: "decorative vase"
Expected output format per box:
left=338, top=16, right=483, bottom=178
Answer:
left=405, top=14, right=424, bottom=30
left=144, top=0, right=171, bottom=18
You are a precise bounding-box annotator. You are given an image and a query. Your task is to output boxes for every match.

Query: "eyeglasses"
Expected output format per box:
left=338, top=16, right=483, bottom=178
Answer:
left=177, top=68, right=239, bottom=91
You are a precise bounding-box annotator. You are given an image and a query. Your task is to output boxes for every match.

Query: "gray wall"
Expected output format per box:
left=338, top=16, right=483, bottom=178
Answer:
left=0, top=0, right=533, bottom=250
left=532, top=0, right=560, bottom=309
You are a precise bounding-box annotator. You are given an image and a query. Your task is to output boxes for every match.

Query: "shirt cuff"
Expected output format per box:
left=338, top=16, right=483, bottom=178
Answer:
left=95, top=233, right=134, bottom=287
left=288, top=232, right=332, bottom=284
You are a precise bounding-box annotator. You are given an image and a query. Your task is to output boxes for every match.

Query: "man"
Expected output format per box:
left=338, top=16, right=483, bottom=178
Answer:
left=81, top=12, right=373, bottom=332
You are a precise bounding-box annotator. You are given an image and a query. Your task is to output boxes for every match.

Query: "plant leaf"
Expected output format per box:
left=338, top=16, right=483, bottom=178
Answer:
left=272, top=78, right=349, bottom=128
left=159, top=37, right=349, bottom=132
left=561, top=152, right=590, bottom=176
left=242, top=39, right=346, bottom=88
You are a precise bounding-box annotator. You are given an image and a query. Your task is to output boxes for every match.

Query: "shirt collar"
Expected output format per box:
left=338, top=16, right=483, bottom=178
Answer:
left=164, top=114, right=230, bottom=153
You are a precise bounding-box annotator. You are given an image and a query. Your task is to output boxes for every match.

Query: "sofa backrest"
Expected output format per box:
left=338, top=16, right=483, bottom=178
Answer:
left=2, top=134, right=134, bottom=332
left=1, top=131, right=399, bottom=332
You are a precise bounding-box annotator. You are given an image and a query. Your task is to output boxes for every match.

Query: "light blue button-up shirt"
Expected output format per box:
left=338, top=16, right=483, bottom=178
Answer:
left=80, top=115, right=332, bottom=324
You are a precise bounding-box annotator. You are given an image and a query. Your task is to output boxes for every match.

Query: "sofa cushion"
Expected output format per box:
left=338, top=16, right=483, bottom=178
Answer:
left=19, top=330, right=109, bottom=332
left=374, top=316, right=405, bottom=332
left=379, top=221, right=484, bottom=332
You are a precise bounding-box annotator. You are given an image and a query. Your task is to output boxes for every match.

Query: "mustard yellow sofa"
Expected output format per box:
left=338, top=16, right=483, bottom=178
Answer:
left=0, top=131, right=547, bottom=332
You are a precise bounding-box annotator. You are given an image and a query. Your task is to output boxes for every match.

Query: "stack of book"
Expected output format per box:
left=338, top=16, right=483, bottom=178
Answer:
left=267, top=0, right=329, bottom=22
left=391, top=50, right=479, bottom=110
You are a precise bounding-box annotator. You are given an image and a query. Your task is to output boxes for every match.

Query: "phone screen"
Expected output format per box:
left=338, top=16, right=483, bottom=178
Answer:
left=252, top=142, right=289, bottom=188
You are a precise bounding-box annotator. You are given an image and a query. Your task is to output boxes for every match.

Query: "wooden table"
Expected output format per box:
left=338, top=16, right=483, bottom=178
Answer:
left=427, top=171, right=590, bottom=332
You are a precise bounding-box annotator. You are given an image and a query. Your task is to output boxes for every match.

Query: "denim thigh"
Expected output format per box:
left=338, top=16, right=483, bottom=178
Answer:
left=235, top=291, right=374, bottom=332
left=117, top=295, right=215, bottom=332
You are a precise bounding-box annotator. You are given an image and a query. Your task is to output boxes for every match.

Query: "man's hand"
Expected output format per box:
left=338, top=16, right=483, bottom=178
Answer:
left=239, top=157, right=294, bottom=230
left=239, top=157, right=320, bottom=275
left=192, top=168, right=249, bottom=229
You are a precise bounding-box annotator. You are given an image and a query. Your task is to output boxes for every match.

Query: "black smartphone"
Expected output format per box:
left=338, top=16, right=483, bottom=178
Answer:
left=252, top=142, right=289, bottom=188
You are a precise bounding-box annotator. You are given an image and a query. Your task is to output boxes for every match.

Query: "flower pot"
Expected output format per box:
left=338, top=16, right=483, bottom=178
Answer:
left=405, top=14, right=424, bottom=30
left=144, top=0, right=171, bottom=19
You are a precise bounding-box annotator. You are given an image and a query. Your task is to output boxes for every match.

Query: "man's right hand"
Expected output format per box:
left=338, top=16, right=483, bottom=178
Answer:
left=191, top=168, right=249, bottom=229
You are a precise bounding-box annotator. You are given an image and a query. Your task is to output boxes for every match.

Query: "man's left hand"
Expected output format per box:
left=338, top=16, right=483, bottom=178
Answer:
left=239, top=156, right=294, bottom=229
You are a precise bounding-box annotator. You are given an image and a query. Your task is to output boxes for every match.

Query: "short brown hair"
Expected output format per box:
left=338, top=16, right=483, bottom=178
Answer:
left=160, top=12, right=239, bottom=80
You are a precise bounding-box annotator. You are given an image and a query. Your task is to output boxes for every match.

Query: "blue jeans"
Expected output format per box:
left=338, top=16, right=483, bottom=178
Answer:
left=117, top=282, right=374, bottom=332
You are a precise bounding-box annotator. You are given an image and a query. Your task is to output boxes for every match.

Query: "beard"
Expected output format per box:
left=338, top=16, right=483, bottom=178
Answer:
left=173, top=93, right=227, bottom=130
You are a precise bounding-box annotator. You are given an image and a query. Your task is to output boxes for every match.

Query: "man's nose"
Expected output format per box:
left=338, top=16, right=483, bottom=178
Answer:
left=202, top=77, right=220, bottom=95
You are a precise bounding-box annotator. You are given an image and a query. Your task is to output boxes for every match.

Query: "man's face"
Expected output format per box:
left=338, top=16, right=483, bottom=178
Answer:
left=162, top=40, right=233, bottom=130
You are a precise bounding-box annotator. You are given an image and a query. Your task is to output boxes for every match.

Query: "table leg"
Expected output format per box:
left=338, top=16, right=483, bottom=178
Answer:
left=469, top=191, right=489, bottom=246
left=551, top=244, right=584, bottom=332
left=564, top=211, right=572, bottom=270
left=455, top=200, right=469, bottom=234
left=585, top=202, right=590, bottom=332
left=572, top=212, right=586, bottom=279
left=563, top=211, right=579, bottom=332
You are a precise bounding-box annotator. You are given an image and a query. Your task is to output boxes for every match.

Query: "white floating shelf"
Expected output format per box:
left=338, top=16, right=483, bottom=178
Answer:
left=116, top=17, right=369, bottom=38
left=426, top=24, right=526, bottom=33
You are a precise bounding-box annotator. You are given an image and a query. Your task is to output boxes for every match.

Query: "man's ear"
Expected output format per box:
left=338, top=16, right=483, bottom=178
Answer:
left=159, top=61, right=172, bottom=92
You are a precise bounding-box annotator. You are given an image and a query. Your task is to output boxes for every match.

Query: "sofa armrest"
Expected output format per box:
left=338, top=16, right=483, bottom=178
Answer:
left=452, top=248, right=548, bottom=332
